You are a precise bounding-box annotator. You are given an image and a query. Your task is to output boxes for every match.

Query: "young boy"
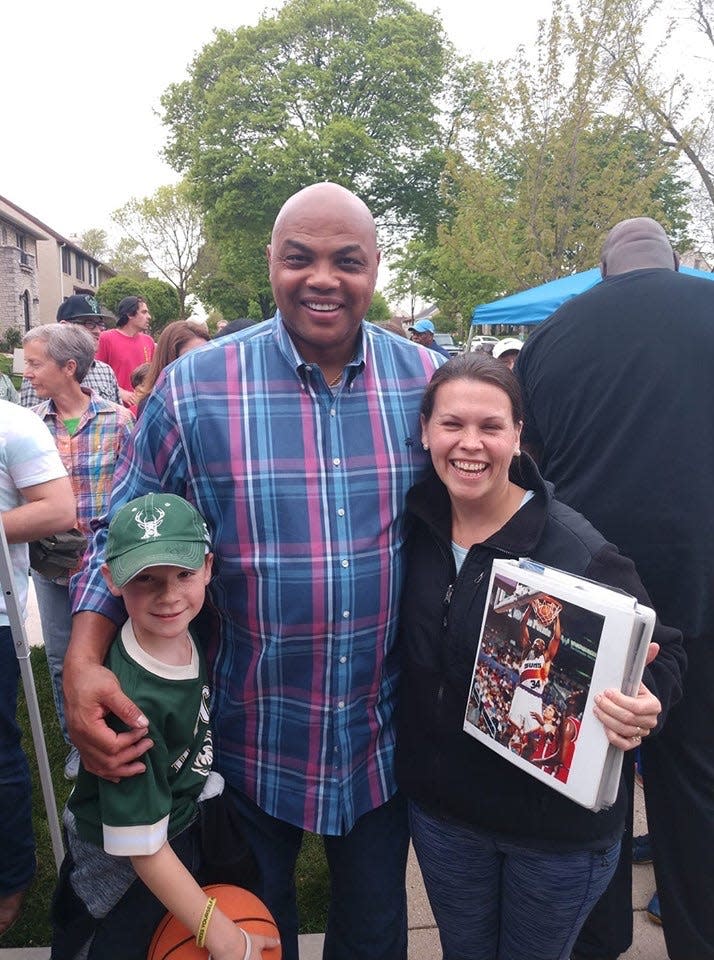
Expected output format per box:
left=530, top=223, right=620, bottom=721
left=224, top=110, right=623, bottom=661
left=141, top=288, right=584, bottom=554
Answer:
left=52, top=493, right=278, bottom=960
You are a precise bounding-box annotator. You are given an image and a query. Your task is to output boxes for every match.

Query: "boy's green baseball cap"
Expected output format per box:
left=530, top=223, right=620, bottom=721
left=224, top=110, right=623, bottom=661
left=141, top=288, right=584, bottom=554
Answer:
left=105, top=493, right=211, bottom=587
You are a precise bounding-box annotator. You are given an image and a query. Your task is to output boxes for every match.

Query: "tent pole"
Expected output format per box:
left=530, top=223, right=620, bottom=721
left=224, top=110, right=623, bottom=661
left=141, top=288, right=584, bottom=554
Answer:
left=0, top=521, right=64, bottom=872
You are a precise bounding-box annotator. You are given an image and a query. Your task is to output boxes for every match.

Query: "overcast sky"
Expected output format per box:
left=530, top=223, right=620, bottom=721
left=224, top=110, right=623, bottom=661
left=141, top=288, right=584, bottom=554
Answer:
left=2, top=0, right=553, bottom=240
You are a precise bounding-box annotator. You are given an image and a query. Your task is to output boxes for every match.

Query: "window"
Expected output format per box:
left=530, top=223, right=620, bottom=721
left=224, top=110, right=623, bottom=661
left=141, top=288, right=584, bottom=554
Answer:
left=21, top=290, right=31, bottom=331
left=62, top=248, right=72, bottom=274
left=16, top=232, right=26, bottom=251
left=75, top=253, right=85, bottom=281
left=87, top=261, right=97, bottom=286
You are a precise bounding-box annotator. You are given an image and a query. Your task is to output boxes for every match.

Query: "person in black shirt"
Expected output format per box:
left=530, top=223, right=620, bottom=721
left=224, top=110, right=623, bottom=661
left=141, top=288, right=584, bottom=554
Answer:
left=518, top=217, right=714, bottom=960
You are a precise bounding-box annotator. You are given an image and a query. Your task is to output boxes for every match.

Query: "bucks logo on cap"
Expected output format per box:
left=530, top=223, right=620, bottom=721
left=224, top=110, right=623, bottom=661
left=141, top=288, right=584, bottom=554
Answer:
left=106, top=493, right=211, bottom=587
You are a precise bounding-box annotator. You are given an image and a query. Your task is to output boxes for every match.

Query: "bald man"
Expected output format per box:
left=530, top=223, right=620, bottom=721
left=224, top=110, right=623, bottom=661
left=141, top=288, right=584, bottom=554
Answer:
left=517, top=217, right=714, bottom=960
left=63, top=183, right=444, bottom=960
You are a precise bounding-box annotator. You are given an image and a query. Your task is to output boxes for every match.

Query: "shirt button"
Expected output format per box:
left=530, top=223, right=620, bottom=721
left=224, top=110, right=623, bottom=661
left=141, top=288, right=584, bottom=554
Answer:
left=333, top=457, right=341, bottom=466
left=337, top=700, right=345, bottom=709
left=342, top=610, right=350, bottom=618
left=337, top=508, right=345, bottom=517
left=339, top=655, right=347, bottom=664
left=330, top=408, right=336, bottom=417
left=341, top=559, right=349, bottom=568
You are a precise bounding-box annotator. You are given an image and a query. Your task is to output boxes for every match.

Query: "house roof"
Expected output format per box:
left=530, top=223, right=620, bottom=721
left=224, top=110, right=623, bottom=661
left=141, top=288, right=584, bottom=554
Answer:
left=0, top=194, right=107, bottom=265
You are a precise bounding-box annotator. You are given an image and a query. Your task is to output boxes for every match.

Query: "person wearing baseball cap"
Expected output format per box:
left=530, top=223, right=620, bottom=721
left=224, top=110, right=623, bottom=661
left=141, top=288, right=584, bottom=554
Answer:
left=103, top=493, right=212, bottom=588
left=20, top=295, right=120, bottom=407
left=408, top=318, right=451, bottom=359
left=492, top=337, right=523, bottom=370
left=53, top=495, right=277, bottom=960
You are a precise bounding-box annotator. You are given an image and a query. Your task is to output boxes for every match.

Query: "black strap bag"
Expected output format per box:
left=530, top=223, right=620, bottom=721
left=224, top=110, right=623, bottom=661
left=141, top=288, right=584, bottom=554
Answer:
left=29, top=528, right=88, bottom=581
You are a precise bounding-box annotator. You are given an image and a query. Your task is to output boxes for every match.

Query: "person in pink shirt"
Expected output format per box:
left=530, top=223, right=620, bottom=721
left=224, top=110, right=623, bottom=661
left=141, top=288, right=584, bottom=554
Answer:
left=95, top=297, right=156, bottom=407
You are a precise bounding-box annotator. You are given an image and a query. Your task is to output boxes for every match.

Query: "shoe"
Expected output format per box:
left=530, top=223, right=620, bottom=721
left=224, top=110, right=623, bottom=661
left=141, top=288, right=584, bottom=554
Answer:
left=64, top=745, right=81, bottom=781
left=647, top=891, right=662, bottom=925
left=632, top=833, right=652, bottom=864
left=0, top=888, right=26, bottom=936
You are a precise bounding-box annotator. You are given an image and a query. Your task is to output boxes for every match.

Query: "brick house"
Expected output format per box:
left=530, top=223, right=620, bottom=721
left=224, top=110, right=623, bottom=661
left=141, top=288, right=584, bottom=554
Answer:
left=0, top=195, right=114, bottom=336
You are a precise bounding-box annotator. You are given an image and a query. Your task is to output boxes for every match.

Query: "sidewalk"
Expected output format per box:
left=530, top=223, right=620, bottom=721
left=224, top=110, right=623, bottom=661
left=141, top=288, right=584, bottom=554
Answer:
left=1, top=585, right=668, bottom=959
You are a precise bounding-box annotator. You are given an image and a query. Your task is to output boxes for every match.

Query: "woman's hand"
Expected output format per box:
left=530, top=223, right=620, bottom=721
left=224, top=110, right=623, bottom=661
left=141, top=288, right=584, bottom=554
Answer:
left=593, top=681, right=661, bottom=751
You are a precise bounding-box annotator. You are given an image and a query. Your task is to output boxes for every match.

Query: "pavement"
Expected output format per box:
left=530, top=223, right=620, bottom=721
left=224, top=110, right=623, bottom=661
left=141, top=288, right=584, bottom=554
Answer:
left=1, top=585, right=669, bottom=959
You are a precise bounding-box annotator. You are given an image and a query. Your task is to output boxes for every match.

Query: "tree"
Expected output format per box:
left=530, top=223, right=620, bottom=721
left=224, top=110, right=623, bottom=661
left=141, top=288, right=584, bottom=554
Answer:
left=140, top=279, right=181, bottom=331
left=365, top=290, right=391, bottom=323
left=595, top=0, right=714, bottom=255
left=112, top=181, right=204, bottom=320
left=429, top=0, right=691, bottom=317
left=75, top=228, right=110, bottom=260
left=96, top=277, right=142, bottom=316
left=107, top=237, right=148, bottom=280
left=160, top=0, right=450, bottom=314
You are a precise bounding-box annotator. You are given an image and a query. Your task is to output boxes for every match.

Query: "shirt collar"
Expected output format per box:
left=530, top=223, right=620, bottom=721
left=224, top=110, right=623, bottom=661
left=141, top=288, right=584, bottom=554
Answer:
left=274, top=311, right=366, bottom=387
left=39, top=386, right=98, bottom=422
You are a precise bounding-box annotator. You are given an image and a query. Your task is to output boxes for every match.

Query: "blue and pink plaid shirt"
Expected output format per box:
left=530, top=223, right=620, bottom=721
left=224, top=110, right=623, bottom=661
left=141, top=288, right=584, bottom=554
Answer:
left=72, top=316, right=442, bottom=834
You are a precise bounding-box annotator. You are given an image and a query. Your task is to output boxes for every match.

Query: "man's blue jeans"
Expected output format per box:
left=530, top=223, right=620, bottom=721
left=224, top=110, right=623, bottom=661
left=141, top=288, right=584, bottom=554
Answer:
left=409, top=800, right=620, bottom=960
left=226, top=787, right=409, bottom=960
left=0, top=626, right=35, bottom=896
left=31, top=571, right=72, bottom=742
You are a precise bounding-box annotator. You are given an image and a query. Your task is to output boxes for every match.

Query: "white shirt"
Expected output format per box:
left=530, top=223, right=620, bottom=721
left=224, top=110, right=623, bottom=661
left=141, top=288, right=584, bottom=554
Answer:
left=0, top=401, right=67, bottom=624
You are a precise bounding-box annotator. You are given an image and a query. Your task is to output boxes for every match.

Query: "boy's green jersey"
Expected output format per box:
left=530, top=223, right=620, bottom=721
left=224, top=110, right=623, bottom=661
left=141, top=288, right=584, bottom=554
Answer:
left=69, top=620, right=212, bottom=856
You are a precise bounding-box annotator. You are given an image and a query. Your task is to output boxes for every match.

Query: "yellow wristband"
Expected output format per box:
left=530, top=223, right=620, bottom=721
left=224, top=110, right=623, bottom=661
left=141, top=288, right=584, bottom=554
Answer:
left=196, top=896, right=217, bottom=948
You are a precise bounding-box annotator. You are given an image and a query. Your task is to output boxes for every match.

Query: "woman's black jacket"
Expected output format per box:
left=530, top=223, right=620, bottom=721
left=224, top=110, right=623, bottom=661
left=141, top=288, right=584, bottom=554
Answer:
left=395, top=454, right=685, bottom=851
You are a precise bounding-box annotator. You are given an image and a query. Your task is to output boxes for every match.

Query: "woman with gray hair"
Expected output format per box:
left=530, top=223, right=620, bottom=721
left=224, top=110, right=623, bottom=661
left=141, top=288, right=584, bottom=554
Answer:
left=23, top=324, right=134, bottom=779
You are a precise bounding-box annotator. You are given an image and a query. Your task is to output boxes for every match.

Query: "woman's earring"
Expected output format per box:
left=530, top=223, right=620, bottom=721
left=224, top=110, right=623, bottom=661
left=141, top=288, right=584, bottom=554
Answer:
left=514, top=448, right=521, bottom=457
left=422, top=442, right=429, bottom=451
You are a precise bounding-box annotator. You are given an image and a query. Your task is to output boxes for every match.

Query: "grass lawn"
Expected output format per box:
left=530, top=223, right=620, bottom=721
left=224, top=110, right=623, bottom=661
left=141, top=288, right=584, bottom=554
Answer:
left=1, top=647, right=329, bottom=948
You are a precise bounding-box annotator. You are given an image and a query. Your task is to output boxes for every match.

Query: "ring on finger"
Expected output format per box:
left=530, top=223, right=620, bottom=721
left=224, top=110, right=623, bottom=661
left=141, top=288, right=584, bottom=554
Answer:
left=631, top=734, right=642, bottom=743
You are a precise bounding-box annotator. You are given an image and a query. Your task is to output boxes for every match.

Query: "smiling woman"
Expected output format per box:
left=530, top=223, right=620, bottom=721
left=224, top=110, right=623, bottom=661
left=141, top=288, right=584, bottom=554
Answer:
left=395, top=352, right=684, bottom=960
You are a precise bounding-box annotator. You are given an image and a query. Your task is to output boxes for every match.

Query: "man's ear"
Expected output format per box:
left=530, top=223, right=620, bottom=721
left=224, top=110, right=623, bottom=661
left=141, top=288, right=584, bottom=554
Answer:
left=100, top=563, right=123, bottom=598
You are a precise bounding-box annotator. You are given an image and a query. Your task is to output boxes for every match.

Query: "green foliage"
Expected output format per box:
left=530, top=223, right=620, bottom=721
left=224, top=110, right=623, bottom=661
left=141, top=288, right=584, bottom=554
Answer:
left=192, top=240, right=275, bottom=321
left=0, top=327, right=23, bottom=351
left=425, top=0, right=692, bottom=317
left=75, top=228, right=109, bottom=260
left=141, top=279, right=181, bottom=332
left=108, top=237, right=149, bottom=279
left=365, top=290, right=391, bottom=323
left=160, top=0, right=451, bottom=314
left=3, top=649, right=328, bottom=948
left=97, top=276, right=181, bottom=334
left=96, top=276, right=142, bottom=315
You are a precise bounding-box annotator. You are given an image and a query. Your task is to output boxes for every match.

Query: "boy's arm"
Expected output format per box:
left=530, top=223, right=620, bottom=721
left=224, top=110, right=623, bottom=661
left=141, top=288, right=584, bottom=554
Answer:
left=131, top=845, right=279, bottom=960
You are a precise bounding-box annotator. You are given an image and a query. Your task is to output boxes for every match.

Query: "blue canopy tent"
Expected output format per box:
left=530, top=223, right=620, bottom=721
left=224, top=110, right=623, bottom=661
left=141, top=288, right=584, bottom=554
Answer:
left=471, top=266, right=714, bottom=327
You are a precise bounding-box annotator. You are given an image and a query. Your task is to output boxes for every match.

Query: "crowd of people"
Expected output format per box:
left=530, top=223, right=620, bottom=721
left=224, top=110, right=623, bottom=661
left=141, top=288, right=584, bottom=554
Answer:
left=0, top=186, right=710, bottom=960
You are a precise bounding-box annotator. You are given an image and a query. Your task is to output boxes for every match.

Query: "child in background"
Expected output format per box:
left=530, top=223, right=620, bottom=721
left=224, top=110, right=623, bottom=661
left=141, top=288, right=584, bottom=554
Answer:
left=51, top=493, right=278, bottom=960
left=129, top=362, right=150, bottom=393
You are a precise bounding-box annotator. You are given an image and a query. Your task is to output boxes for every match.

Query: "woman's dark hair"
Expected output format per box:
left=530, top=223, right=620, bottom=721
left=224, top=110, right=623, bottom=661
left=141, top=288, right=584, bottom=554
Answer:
left=420, top=353, right=524, bottom=424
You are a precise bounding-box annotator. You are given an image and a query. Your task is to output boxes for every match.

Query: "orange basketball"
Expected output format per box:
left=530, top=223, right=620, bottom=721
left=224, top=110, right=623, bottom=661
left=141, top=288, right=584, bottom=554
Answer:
left=147, top=884, right=281, bottom=959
